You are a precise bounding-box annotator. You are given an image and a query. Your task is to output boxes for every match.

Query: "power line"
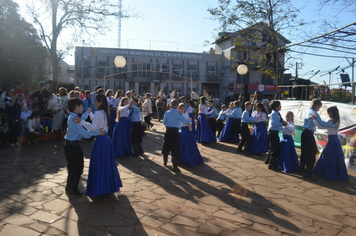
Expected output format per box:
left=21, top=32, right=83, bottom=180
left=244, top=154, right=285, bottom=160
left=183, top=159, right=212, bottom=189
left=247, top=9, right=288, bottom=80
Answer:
left=289, top=50, right=353, bottom=58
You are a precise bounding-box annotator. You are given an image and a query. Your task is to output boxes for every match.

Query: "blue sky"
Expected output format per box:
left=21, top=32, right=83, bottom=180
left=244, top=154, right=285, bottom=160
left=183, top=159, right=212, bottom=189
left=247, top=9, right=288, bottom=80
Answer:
left=15, top=0, right=355, bottom=87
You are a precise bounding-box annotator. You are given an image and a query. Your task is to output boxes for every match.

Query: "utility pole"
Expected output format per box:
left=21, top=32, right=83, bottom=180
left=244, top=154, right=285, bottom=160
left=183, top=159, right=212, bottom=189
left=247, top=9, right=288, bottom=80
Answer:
left=81, top=40, right=85, bottom=88
left=118, top=0, right=122, bottom=48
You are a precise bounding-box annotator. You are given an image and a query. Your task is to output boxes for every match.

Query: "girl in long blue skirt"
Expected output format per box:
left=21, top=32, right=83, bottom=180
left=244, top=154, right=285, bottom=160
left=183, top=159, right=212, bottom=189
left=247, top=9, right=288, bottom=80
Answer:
left=112, top=97, right=133, bottom=158
left=196, top=97, right=216, bottom=144
left=276, top=111, right=299, bottom=172
left=178, top=103, right=204, bottom=167
left=312, top=106, right=348, bottom=181
left=249, top=104, right=269, bottom=155
left=75, top=94, right=122, bottom=198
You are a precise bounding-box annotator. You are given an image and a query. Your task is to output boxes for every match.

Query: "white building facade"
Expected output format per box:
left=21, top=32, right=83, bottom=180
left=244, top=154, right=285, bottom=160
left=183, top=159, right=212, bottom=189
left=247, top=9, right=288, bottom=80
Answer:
left=75, top=47, right=223, bottom=97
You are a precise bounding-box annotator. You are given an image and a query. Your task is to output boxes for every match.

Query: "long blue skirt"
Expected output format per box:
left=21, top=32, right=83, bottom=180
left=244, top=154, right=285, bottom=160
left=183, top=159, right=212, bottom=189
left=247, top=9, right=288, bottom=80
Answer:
left=196, top=114, right=216, bottom=144
left=276, top=135, right=299, bottom=172
left=179, top=126, right=204, bottom=167
left=108, top=107, right=117, bottom=137
left=313, top=135, right=349, bottom=181
left=249, top=122, right=268, bottom=155
left=112, top=117, right=132, bottom=158
left=86, top=134, right=122, bottom=198
left=218, top=118, right=237, bottom=142
left=189, top=113, right=196, bottom=137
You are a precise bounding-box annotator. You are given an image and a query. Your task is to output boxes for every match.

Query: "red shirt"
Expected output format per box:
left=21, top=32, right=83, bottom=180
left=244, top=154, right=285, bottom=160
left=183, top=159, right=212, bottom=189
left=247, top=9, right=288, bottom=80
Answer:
left=14, top=88, right=24, bottom=96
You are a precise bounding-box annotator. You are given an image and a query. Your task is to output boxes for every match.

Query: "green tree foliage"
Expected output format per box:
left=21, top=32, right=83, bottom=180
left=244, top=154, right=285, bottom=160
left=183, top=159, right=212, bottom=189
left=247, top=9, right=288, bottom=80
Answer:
left=0, top=0, right=50, bottom=90
left=26, top=0, right=136, bottom=92
left=208, top=0, right=304, bottom=97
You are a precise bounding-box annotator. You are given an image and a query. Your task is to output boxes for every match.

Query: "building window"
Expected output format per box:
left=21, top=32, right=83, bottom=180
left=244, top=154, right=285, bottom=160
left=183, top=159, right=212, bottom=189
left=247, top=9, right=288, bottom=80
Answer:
left=188, top=65, right=198, bottom=77
left=132, top=63, right=152, bottom=77
left=173, top=64, right=182, bottom=76
left=207, top=65, right=216, bottom=78
left=97, top=60, right=108, bottom=75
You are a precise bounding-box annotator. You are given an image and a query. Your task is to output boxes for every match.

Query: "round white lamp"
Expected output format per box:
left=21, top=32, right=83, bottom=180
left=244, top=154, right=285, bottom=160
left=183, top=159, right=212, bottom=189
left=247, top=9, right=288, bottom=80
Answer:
left=237, top=64, right=248, bottom=75
left=237, top=64, right=248, bottom=100
left=114, top=56, right=126, bottom=68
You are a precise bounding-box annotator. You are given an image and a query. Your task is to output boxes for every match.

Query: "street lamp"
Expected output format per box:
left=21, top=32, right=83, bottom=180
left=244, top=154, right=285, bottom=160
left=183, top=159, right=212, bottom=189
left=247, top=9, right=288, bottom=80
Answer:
left=103, top=56, right=126, bottom=91
left=237, top=64, right=248, bottom=100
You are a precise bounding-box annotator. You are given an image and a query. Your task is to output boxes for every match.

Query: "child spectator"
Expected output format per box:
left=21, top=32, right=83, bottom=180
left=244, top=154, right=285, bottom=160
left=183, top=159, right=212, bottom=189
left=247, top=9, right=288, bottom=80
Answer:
left=25, top=110, right=44, bottom=145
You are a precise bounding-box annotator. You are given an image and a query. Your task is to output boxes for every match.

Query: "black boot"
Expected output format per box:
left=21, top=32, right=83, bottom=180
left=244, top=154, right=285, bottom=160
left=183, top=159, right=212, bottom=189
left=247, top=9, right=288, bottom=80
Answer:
left=66, top=174, right=82, bottom=196
left=244, top=141, right=251, bottom=152
left=163, top=155, right=168, bottom=167
left=131, top=143, right=139, bottom=157
left=138, top=143, right=144, bottom=155
left=265, top=151, right=271, bottom=164
left=303, top=170, right=316, bottom=182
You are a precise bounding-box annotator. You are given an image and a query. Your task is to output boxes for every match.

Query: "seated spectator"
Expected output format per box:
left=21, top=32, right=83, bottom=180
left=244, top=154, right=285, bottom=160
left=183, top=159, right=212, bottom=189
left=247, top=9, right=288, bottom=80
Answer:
left=41, top=104, right=53, bottom=133
left=0, top=113, right=11, bottom=148
left=25, top=110, right=44, bottom=145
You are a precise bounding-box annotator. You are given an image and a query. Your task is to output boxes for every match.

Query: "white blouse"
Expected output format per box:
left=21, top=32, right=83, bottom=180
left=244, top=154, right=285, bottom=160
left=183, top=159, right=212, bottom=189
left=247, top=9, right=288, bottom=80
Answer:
left=107, top=96, right=114, bottom=106
left=282, top=121, right=295, bottom=135
left=186, top=106, right=193, bottom=114
left=80, top=110, right=108, bottom=132
left=181, top=112, right=190, bottom=127
left=113, top=97, right=121, bottom=109
left=199, top=104, right=213, bottom=115
left=225, top=108, right=234, bottom=115
left=314, top=119, right=339, bottom=135
left=252, top=111, right=268, bottom=123
left=119, top=104, right=130, bottom=118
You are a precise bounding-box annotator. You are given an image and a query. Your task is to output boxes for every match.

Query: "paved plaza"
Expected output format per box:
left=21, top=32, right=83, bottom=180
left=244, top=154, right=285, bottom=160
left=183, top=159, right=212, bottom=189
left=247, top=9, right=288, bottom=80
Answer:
left=1, top=120, right=356, bottom=236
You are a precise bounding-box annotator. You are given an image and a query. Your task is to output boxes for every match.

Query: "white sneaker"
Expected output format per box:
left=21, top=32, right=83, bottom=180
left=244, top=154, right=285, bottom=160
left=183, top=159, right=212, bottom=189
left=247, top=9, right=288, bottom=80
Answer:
left=10, top=143, right=15, bottom=147
left=15, top=142, right=21, bottom=146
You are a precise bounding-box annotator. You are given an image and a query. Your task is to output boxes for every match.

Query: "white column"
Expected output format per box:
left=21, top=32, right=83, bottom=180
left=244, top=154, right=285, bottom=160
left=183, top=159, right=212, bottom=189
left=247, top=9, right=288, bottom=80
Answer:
left=135, top=82, right=139, bottom=93
left=160, top=83, right=165, bottom=91
left=124, top=82, right=129, bottom=93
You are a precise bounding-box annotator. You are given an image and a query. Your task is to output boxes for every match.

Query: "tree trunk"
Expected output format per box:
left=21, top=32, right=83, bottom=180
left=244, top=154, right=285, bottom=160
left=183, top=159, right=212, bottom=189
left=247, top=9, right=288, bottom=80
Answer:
left=51, top=0, right=59, bottom=93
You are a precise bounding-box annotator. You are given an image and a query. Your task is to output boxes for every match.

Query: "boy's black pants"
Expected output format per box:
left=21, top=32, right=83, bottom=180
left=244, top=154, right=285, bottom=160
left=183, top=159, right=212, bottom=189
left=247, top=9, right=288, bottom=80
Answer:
left=162, top=127, right=180, bottom=167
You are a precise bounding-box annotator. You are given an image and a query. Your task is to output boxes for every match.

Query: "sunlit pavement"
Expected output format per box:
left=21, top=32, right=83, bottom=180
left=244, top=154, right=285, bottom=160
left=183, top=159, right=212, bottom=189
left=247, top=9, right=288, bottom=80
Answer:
left=1, top=120, right=356, bottom=236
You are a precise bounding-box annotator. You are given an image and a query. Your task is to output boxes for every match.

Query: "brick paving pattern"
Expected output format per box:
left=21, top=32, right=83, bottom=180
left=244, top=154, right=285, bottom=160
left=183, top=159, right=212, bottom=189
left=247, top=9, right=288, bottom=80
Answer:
left=0, top=120, right=356, bottom=235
